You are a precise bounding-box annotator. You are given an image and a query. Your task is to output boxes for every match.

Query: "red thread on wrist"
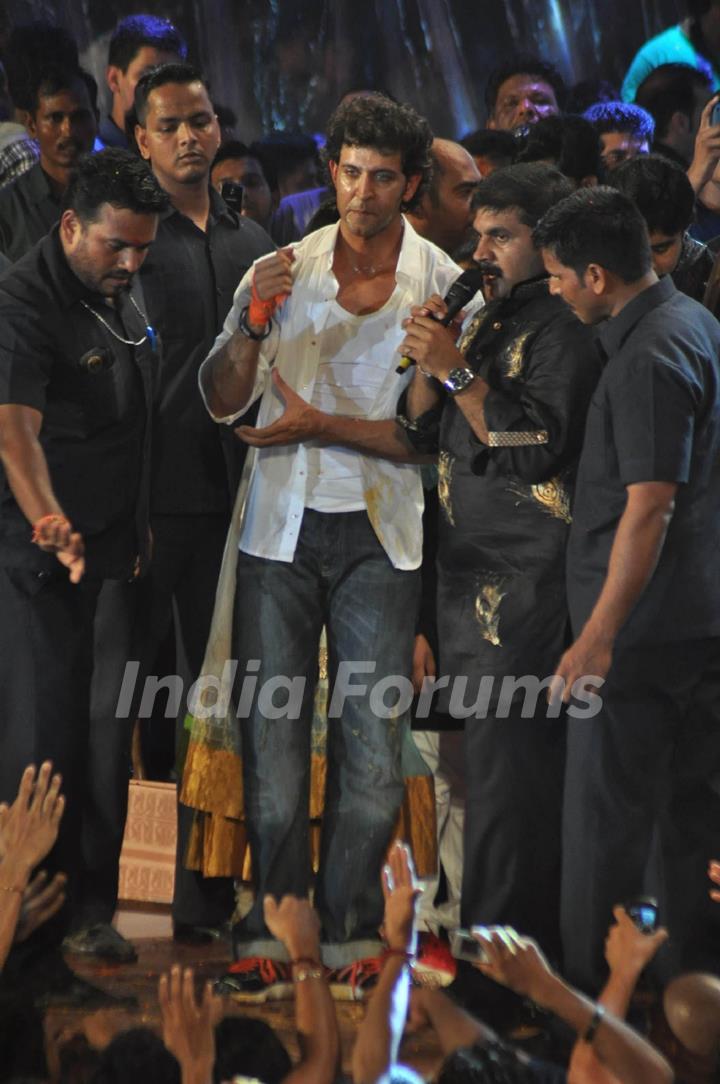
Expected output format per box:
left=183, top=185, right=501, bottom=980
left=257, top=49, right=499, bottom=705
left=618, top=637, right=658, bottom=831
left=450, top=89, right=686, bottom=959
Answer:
left=31, top=514, right=70, bottom=543
left=249, top=277, right=277, bottom=326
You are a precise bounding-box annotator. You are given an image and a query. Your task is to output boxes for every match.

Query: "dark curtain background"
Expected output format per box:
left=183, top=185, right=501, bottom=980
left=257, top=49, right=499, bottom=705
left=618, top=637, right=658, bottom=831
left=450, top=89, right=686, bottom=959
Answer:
left=2, top=0, right=684, bottom=139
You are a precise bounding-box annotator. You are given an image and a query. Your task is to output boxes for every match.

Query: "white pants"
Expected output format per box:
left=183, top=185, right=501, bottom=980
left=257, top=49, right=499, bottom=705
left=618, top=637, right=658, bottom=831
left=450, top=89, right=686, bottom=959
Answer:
left=412, top=730, right=466, bottom=934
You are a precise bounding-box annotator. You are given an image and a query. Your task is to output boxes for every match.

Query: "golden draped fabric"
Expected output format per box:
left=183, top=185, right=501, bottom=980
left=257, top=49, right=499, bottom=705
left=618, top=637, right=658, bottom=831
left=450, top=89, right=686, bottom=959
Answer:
left=179, top=446, right=437, bottom=881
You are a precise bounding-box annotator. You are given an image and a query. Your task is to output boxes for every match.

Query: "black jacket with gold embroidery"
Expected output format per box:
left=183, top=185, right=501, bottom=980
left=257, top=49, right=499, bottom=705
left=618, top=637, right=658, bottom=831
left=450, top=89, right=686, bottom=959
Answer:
left=413, top=277, right=602, bottom=688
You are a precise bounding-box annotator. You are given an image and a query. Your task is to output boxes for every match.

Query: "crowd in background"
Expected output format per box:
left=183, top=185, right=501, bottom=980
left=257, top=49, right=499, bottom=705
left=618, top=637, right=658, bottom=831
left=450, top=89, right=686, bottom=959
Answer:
left=1, top=3, right=720, bottom=1082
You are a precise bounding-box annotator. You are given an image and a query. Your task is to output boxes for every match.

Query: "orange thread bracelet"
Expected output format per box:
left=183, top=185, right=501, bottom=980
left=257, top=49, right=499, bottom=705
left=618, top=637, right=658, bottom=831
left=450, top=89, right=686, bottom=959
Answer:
left=31, top=513, right=70, bottom=543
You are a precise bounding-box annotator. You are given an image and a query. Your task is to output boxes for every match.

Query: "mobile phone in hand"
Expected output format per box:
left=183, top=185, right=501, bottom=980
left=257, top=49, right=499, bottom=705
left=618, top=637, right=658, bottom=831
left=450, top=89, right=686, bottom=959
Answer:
left=450, top=928, right=490, bottom=963
left=625, top=896, right=658, bottom=934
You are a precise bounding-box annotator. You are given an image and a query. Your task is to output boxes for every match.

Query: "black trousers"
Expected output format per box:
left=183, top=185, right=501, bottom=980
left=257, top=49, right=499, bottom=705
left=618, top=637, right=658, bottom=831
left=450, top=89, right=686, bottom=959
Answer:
left=562, top=638, right=720, bottom=994
left=462, top=703, right=566, bottom=960
left=77, top=579, right=136, bottom=927
left=0, top=565, right=101, bottom=952
left=134, top=513, right=234, bottom=927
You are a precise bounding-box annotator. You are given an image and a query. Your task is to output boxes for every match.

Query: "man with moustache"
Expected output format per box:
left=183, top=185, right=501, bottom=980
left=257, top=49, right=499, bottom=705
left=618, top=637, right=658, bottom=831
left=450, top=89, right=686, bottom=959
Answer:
left=130, top=63, right=273, bottom=944
left=398, top=163, right=601, bottom=960
left=0, top=149, right=168, bottom=1003
left=0, top=66, right=97, bottom=262
left=199, top=93, right=461, bottom=1000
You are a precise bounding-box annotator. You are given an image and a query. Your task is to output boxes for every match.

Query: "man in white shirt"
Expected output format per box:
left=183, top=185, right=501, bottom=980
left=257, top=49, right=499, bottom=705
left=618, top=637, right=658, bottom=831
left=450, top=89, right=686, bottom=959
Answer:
left=200, top=94, right=464, bottom=1000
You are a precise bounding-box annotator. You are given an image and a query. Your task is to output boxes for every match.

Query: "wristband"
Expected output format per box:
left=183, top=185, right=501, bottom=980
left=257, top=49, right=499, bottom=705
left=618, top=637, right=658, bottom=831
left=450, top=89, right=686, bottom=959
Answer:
left=239, top=306, right=272, bottom=341
left=31, top=513, right=70, bottom=543
left=583, top=1003, right=605, bottom=1043
left=290, top=956, right=321, bottom=968
left=293, top=969, right=324, bottom=984
left=249, top=278, right=277, bottom=326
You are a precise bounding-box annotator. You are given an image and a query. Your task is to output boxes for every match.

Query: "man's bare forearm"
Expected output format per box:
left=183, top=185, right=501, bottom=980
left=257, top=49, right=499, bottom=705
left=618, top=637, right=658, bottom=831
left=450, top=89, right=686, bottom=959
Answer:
left=406, top=368, right=442, bottom=421
left=282, top=975, right=339, bottom=1084
left=318, top=414, right=431, bottom=463
left=535, top=973, right=672, bottom=1084
left=351, top=957, right=409, bottom=1084
left=580, top=482, right=676, bottom=644
left=454, top=377, right=491, bottom=444
left=0, top=405, right=63, bottom=525
left=598, top=969, right=642, bottom=1019
left=201, top=327, right=262, bottom=418
left=421, top=988, right=495, bottom=1056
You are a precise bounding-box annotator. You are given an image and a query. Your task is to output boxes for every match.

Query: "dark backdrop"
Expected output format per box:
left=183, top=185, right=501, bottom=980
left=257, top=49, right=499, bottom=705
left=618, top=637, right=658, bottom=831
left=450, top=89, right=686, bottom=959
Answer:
left=2, top=0, right=684, bottom=139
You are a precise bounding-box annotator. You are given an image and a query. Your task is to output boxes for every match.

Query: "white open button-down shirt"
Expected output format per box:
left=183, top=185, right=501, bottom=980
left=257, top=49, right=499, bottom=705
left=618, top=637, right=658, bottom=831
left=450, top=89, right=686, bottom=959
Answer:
left=199, top=218, right=468, bottom=571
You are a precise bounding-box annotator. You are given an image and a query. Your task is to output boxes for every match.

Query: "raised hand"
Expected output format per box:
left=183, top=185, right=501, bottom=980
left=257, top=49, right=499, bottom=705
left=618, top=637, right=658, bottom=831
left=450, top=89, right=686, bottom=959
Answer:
left=13, top=870, right=67, bottom=942
left=604, top=905, right=668, bottom=979
left=473, top=926, right=555, bottom=1003
left=0, top=763, right=65, bottom=872
left=382, top=841, right=422, bottom=954
left=263, top=894, right=321, bottom=961
left=159, top=965, right=221, bottom=1084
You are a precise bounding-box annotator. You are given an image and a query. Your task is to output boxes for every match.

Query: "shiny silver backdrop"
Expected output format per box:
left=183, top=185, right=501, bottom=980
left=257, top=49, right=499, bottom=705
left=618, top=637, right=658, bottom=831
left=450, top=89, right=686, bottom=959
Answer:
left=5, top=0, right=683, bottom=138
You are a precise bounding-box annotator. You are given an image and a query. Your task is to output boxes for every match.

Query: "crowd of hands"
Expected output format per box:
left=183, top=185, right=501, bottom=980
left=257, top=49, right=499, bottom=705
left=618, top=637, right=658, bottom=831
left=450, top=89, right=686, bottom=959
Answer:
left=1, top=764, right=718, bottom=1083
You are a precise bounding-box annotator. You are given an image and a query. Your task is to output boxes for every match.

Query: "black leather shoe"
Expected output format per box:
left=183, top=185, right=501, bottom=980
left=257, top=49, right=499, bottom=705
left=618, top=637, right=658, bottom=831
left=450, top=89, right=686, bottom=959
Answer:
left=35, top=973, right=138, bottom=1010
left=63, top=923, right=138, bottom=963
left=173, top=922, right=231, bottom=945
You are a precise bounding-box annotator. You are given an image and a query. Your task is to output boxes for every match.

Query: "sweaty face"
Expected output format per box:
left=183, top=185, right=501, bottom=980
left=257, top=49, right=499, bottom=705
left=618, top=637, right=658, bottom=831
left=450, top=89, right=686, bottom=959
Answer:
left=543, top=248, right=606, bottom=324
left=63, top=204, right=158, bottom=299
left=28, top=82, right=97, bottom=171
left=472, top=207, right=544, bottom=300
left=108, top=46, right=180, bottom=119
left=490, top=73, right=559, bottom=132
left=211, top=155, right=273, bottom=225
left=137, top=81, right=221, bottom=188
left=648, top=229, right=684, bottom=277
left=329, top=145, right=419, bottom=240
left=423, top=146, right=480, bottom=254
left=599, top=131, right=650, bottom=172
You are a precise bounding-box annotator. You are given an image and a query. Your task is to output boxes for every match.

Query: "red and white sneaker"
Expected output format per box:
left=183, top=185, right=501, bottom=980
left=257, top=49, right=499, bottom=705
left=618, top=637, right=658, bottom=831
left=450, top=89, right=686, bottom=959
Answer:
left=412, top=932, right=457, bottom=987
left=213, top=957, right=293, bottom=1002
left=327, top=955, right=384, bottom=1001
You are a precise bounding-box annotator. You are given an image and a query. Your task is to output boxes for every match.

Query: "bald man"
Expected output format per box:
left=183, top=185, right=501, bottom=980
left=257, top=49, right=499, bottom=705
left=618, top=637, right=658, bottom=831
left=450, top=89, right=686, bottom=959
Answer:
left=406, top=138, right=480, bottom=256
left=405, top=138, right=480, bottom=957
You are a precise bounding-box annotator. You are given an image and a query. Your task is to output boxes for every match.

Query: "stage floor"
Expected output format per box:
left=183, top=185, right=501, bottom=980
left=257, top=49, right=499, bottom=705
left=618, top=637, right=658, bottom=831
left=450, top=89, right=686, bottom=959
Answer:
left=48, top=908, right=445, bottom=1078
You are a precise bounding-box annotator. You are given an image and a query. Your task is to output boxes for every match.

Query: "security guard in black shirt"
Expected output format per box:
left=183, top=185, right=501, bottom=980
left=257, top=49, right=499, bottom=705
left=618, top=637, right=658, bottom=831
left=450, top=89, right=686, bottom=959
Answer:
left=130, top=63, right=274, bottom=944
left=0, top=149, right=168, bottom=1005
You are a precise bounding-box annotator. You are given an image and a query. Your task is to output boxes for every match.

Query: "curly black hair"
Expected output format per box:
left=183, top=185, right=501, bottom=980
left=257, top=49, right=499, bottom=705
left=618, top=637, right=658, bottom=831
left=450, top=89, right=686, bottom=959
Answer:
left=63, top=148, right=170, bottom=223
left=324, top=93, right=433, bottom=211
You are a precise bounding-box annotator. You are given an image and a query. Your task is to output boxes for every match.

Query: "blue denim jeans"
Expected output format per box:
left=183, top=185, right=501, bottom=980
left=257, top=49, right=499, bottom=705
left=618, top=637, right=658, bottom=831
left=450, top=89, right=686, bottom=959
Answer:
left=232, top=510, right=419, bottom=966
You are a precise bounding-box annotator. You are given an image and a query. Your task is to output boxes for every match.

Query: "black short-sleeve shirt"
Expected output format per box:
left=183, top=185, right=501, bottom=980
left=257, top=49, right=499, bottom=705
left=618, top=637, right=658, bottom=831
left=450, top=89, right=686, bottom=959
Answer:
left=139, top=190, right=274, bottom=516
left=568, top=276, right=720, bottom=645
left=0, top=228, right=155, bottom=578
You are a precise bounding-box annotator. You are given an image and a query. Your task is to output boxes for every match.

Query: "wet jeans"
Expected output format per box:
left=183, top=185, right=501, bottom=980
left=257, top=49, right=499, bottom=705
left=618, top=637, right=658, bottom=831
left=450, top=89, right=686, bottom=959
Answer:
left=232, top=510, right=419, bottom=966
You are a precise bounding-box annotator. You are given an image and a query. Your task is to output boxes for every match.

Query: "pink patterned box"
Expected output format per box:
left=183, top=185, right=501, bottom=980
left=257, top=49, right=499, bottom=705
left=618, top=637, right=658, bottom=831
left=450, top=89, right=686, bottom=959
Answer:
left=118, top=780, right=177, bottom=904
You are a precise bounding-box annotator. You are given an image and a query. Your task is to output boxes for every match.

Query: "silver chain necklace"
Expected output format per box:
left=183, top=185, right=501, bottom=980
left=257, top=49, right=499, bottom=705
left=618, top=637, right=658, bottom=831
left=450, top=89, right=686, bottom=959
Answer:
left=80, top=294, right=149, bottom=347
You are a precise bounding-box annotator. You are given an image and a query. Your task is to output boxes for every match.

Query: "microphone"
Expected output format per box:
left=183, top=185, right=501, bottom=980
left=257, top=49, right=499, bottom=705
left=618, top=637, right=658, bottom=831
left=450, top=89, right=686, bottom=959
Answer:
left=396, top=266, right=485, bottom=375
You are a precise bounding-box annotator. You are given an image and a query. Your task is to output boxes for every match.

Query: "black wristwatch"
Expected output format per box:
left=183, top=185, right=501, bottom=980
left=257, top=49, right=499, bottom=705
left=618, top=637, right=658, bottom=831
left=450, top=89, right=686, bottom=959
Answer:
left=443, top=366, right=476, bottom=395
left=238, top=305, right=272, bottom=341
